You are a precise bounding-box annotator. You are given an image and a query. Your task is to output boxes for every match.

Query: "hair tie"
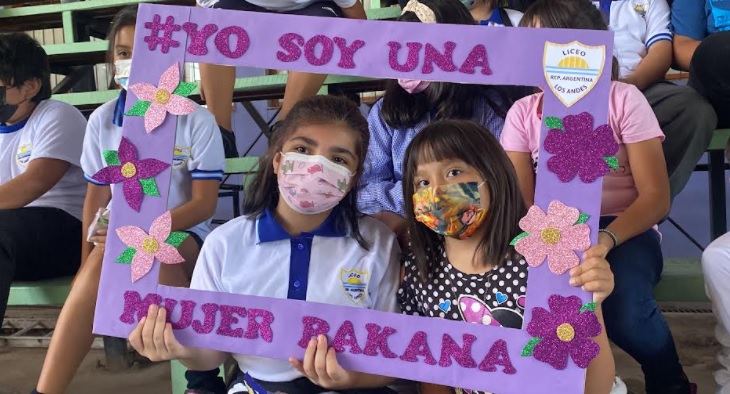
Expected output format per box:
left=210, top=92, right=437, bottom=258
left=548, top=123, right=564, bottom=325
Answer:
left=402, top=0, right=437, bottom=23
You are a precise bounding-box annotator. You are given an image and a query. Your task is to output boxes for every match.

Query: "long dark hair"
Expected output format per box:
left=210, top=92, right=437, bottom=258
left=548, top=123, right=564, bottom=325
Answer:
left=520, top=0, right=619, bottom=80
left=243, top=95, right=371, bottom=249
left=403, top=120, right=526, bottom=280
left=106, top=5, right=138, bottom=87
left=381, top=0, right=518, bottom=129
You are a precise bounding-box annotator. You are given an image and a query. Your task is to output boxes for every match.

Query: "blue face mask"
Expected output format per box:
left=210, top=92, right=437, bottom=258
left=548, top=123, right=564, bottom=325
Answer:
left=460, top=0, right=476, bottom=9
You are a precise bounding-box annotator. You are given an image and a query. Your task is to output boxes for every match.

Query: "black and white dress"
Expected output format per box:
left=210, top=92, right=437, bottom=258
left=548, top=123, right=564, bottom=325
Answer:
left=397, top=244, right=529, bottom=394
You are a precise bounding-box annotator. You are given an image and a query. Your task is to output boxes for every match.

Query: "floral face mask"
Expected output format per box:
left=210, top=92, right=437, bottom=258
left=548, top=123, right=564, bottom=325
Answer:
left=413, top=181, right=487, bottom=239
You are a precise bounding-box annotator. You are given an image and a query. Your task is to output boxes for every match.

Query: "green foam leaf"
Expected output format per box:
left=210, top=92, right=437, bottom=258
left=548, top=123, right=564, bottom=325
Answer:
left=580, top=302, right=597, bottom=313
left=116, top=247, right=136, bottom=264
left=545, top=116, right=564, bottom=130
left=166, top=231, right=189, bottom=248
left=139, top=177, right=160, bottom=197
left=172, top=81, right=197, bottom=97
left=509, top=231, right=530, bottom=246
left=603, top=156, right=619, bottom=170
left=575, top=213, right=590, bottom=225
left=103, top=150, right=120, bottom=166
left=125, top=100, right=151, bottom=117
left=521, top=337, right=542, bottom=357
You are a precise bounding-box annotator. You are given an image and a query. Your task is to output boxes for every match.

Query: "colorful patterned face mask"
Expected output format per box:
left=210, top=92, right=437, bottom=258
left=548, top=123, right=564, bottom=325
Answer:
left=278, top=152, right=352, bottom=215
left=413, top=181, right=487, bottom=239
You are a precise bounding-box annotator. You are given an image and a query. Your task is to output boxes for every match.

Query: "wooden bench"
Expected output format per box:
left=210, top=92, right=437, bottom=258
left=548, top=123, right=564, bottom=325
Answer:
left=695, top=128, right=730, bottom=240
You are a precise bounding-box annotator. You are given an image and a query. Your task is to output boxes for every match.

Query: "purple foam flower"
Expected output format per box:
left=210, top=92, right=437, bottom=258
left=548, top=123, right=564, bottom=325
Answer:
left=526, top=295, right=602, bottom=370
left=544, top=112, right=619, bottom=183
left=91, top=137, right=170, bottom=211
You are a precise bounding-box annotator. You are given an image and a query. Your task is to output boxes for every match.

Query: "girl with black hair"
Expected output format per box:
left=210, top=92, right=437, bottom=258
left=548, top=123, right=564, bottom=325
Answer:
left=129, top=95, right=400, bottom=394
left=357, top=0, right=522, bottom=241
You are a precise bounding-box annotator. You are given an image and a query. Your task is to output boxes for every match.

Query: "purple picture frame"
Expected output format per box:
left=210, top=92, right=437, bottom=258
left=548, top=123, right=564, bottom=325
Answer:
left=92, top=4, right=614, bottom=394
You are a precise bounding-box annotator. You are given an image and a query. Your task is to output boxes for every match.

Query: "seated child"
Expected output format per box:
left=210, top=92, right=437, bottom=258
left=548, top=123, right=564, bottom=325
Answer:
left=32, top=6, right=225, bottom=394
left=503, top=2, right=695, bottom=393
left=358, top=0, right=519, bottom=240
left=398, top=119, right=617, bottom=394
left=129, top=95, right=401, bottom=394
left=0, top=32, right=87, bottom=331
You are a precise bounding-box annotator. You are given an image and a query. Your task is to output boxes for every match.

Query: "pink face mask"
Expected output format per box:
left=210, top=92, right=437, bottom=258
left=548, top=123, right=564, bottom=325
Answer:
left=398, top=78, right=431, bottom=94
left=277, top=152, right=353, bottom=215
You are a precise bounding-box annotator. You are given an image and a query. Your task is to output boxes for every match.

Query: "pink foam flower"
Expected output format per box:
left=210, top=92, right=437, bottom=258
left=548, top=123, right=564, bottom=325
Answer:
left=514, top=200, right=590, bottom=275
left=116, top=211, right=187, bottom=282
left=128, top=63, right=195, bottom=132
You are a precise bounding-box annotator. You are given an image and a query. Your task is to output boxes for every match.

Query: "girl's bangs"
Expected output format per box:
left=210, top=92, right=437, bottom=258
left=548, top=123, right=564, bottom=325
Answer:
left=412, top=128, right=469, bottom=166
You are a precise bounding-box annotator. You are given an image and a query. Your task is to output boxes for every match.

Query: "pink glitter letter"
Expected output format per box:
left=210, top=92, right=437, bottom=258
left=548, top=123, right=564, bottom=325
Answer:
left=439, top=333, right=477, bottom=368
left=119, top=291, right=162, bottom=324
left=422, top=42, right=458, bottom=74
left=192, top=303, right=220, bottom=334
left=216, top=305, right=247, bottom=338
left=277, top=33, right=305, bottom=62
left=387, top=42, right=422, bottom=72
left=363, top=323, right=398, bottom=359
left=163, top=298, right=197, bottom=330
left=298, top=316, right=330, bottom=349
left=458, top=44, right=492, bottom=75
left=478, top=339, right=517, bottom=374
left=333, top=37, right=365, bottom=69
left=331, top=320, right=363, bottom=354
left=182, top=22, right=218, bottom=56
left=214, top=26, right=249, bottom=59
left=244, top=308, right=275, bottom=343
left=399, top=331, right=437, bottom=365
left=304, top=35, right=334, bottom=66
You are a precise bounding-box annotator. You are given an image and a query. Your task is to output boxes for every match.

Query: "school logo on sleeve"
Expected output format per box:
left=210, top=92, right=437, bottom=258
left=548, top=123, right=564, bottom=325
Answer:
left=340, top=268, right=369, bottom=304
left=16, top=143, right=32, bottom=167
left=172, top=146, right=190, bottom=169
left=543, top=41, right=605, bottom=108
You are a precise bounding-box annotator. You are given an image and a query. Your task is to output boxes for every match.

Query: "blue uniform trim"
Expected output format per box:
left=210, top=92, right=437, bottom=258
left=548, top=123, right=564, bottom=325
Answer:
left=0, top=116, right=28, bottom=134
left=84, top=173, right=107, bottom=185
left=646, top=32, right=673, bottom=48
left=113, top=90, right=126, bottom=127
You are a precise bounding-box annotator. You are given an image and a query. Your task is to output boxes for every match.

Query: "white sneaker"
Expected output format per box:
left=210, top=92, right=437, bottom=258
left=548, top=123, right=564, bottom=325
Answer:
left=610, top=377, right=628, bottom=394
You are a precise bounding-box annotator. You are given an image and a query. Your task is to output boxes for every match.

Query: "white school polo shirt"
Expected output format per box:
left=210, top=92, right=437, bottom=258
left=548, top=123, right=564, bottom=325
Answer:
left=190, top=208, right=401, bottom=382
left=0, top=99, right=87, bottom=220
left=594, top=0, right=673, bottom=78
left=80, top=93, right=225, bottom=239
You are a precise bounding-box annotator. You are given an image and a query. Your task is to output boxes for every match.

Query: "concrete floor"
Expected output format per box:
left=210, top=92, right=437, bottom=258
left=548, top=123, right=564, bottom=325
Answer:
left=0, top=313, right=720, bottom=394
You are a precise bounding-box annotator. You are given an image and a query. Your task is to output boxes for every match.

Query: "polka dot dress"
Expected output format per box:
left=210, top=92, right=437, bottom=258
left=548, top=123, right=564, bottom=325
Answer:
left=397, top=244, right=529, bottom=394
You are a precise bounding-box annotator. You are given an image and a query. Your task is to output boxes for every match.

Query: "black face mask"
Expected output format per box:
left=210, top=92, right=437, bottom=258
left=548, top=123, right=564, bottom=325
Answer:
left=0, top=86, right=19, bottom=125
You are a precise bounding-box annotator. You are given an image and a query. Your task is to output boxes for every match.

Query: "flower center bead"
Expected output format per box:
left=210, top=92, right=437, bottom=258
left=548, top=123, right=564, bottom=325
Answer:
left=540, top=228, right=561, bottom=244
left=556, top=323, right=575, bottom=342
left=142, top=237, right=159, bottom=254
left=121, top=162, right=137, bottom=178
left=155, top=89, right=171, bottom=104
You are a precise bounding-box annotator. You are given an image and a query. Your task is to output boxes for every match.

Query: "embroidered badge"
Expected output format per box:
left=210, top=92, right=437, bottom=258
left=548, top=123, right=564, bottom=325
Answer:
left=543, top=41, right=605, bottom=107
left=16, top=143, right=32, bottom=166
left=172, top=145, right=190, bottom=169
left=341, top=268, right=369, bottom=304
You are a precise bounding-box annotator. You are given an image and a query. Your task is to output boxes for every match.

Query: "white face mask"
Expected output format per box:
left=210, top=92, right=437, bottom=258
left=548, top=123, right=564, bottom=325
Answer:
left=114, top=59, right=132, bottom=90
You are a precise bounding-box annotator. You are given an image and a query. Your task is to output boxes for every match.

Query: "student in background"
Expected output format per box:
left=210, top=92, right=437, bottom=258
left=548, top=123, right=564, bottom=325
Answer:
left=195, top=0, right=368, bottom=158
left=32, top=6, right=225, bottom=394
left=0, top=32, right=87, bottom=335
left=596, top=0, right=717, bottom=199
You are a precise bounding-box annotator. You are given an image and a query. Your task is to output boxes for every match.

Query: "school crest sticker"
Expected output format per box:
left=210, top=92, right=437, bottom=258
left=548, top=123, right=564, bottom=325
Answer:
left=341, top=268, right=368, bottom=304
left=16, top=143, right=32, bottom=167
left=544, top=41, right=605, bottom=108
left=172, top=146, right=190, bottom=169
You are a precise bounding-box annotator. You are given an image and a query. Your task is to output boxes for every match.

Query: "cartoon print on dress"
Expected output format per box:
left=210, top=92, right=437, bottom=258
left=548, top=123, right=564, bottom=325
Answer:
left=458, top=295, right=524, bottom=329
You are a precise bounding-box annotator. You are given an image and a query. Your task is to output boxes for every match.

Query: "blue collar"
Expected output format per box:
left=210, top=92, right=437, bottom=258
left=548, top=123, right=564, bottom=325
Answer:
left=113, top=89, right=127, bottom=127
left=256, top=207, right=349, bottom=243
left=479, top=9, right=504, bottom=26
left=0, top=116, right=29, bottom=134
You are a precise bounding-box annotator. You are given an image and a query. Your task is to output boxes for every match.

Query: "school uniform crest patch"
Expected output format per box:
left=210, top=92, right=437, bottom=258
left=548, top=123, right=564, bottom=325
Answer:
left=543, top=41, right=606, bottom=108
left=341, top=268, right=369, bottom=304
left=16, top=143, right=32, bottom=167
left=172, top=145, right=190, bottom=169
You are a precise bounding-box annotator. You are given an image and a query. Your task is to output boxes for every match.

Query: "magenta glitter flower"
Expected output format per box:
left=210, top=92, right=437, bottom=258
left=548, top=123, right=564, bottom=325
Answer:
left=91, top=137, right=169, bottom=212
left=544, top=112, right=619, bottom=183
left=523, top=295, right=601, bottom=370
left=127, top=62, right=196, bottom=133
left=116, top=211, right=189, bottom=282
left=513, top=200, right=590, bottom=275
